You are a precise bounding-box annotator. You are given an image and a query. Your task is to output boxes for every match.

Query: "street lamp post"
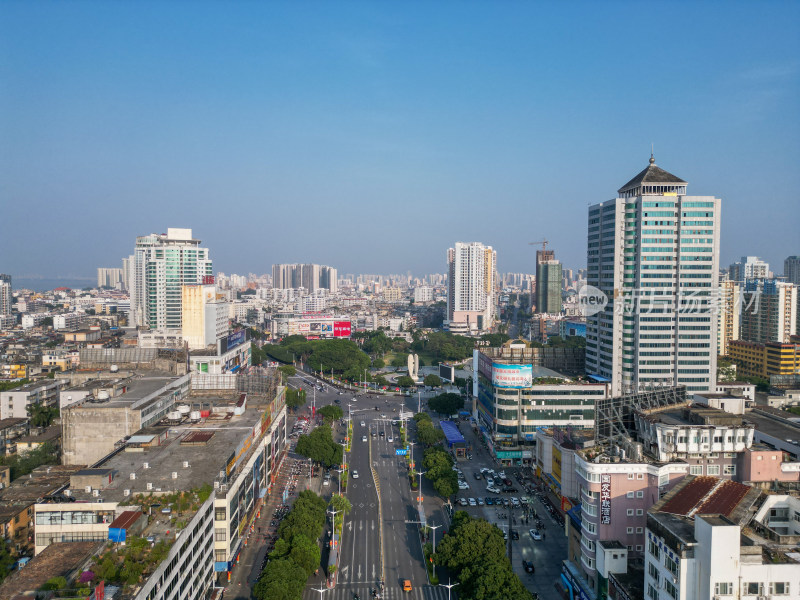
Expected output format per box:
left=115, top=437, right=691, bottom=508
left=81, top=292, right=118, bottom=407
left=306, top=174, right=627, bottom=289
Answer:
left=440, top=578, right=459, bottom=600
left=428, top=523, right=441, bottom=578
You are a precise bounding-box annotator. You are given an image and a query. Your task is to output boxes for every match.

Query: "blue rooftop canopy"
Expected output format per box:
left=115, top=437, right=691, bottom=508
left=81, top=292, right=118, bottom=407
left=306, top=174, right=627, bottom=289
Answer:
left=439, top=420, right=467, bottom=447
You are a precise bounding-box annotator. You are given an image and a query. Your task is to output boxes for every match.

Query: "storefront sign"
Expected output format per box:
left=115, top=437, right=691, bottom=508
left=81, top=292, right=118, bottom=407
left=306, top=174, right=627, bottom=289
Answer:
left=601, top=474, right=611, bottom=524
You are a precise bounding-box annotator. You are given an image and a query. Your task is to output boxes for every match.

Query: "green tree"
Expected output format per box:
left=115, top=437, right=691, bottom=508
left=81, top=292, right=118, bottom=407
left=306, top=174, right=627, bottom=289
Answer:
left=390, top=355, right=407, bottom=368
left=0, top=538, right=14, bottom=584
left=253, top=558, right=308, bottom=600
left=288, top=533, right=321, bottom=576
left=428, top=393, right=464, bottom=416
left=328, top=493, right=352, bottom=515
left=279, top=364, right=297, bottom=377
left=424, top=374, right=442, bottom=387
left=417, top=420, right=445, bottom=446
left=396, top=375, right=416, bottom=388
left=41, top=576, right=67, bottom=591
left=295, top=428, right=343, bottom=468
left=373, top=358, right=385, bottom=369
left=284, top=388, right=307, bottom=413
left=432, top=469, right=459, bottom=497
left=375, top=375, right=389, bottom=387
left=479, top=333, right=510, bottom=347
left=27, top=403, right=59, bottom=428
left=413, top=412, right=432, bottom=424
left=317, top=404, right=343, bottom=423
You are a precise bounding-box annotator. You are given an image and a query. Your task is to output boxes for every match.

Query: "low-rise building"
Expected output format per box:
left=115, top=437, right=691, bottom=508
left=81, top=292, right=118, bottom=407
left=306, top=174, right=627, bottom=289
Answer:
left=645, top=477, right=795, bottom=600
left=61, top=373, right=191, bottom=465
left=0, top=378, right=66, bottom=419
left=729, top=340, right=800, bottom=379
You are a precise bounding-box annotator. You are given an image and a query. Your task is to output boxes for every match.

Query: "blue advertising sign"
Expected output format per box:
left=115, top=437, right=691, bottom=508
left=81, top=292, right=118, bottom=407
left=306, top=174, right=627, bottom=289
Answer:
left=226, top=330, right=246, bottom=351
left=395, top=449, right=408, bottom=456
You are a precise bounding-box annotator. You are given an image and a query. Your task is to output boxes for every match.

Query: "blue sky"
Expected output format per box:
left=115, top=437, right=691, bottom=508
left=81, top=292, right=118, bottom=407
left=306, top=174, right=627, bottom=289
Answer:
left=2, top=1, right=798, bottom=282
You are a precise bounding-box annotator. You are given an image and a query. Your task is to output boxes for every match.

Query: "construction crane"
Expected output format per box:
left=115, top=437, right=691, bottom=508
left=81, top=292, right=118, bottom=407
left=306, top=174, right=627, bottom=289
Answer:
left=528, top=239, right=549, bottom=252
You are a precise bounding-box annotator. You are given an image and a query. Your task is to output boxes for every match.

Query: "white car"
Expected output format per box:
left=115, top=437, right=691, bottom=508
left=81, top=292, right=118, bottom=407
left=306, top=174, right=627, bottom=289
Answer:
left=459, top=497, right=468, bottom=506
left=498, top=471, right=506, bottom=479
left=362, top=435, right=367, bottom=442
left=487, top=485, right=501, bottom=494
left=352, top=470, right=359, bottom=479
left=360, top=421, right=366, bottom=427
left=458, top=482, right=470, bottom=490
left=388, top=436, right=394, bottom=442
left=468, top=498, right=477, bottom=506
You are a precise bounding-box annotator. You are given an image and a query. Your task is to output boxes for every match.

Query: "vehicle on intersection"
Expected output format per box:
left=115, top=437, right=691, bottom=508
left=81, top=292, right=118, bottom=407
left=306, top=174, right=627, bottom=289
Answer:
left=352, top=470, right=359, bottom=479
left=529, top=529, right=542, bottom=540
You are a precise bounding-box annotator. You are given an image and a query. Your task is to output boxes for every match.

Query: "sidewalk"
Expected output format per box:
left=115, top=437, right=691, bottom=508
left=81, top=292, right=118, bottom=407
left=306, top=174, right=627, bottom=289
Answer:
left=225, top=415, right=330, bottom=599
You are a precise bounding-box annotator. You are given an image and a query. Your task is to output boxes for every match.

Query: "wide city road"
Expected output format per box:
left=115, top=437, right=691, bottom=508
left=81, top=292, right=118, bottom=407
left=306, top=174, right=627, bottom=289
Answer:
left=294, top=376, right=455, bottom=600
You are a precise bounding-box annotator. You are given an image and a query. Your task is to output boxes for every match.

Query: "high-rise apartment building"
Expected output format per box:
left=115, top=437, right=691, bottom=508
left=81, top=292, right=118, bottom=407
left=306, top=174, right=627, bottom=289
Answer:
left=181, top=284, right=229, bottom=349
left=0, top=274, right=11, bottom=316
left=585, top=156, right=721, bottom=395
left=121, top=256, right=131, bottom=291
left=97, top=267, right=123, bottom=289
left=784, top=255, right=800, bottom=285
left=729, top=256, right=769, bottom=281
left=130, top=228, right=214, bottom=329
left=535, top=258, right=563, bottom=314
left=740, top=279, right=797, bottom=343
left=446, top=242, right=496, bottom=334
left=271, top=264, right=337, bottom=294
left=717, top=279, right=740, bottom=356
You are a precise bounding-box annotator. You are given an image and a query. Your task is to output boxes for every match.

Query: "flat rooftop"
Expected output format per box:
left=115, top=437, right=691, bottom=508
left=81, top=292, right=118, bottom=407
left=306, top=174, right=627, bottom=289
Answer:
left=65, top=377, right=125, bottom=392
left=744, top=411, right=800, bottom=442
left=69, top=402, right=269, bottom=503
left=640, top=403, right=746, bottom=427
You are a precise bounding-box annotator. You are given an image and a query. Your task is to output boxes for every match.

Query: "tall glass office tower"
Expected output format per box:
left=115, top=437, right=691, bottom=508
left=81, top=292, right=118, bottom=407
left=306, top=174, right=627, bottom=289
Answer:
left=585, top=156, right=721, bottom=395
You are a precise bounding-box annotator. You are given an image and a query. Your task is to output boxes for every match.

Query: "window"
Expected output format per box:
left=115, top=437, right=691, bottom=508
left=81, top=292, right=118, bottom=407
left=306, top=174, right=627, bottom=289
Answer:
left=628, top=473, right=635, bottom=480
left=215, top=528, right=227, bottom=541
left=664, top=580, right=678, bottom=599
left=690, top=465, right=703, bottom=475
left=665, top=554, right=679, bottom=577
left=627, top=491, right=635, bottom=498
left=637, top=509, right=644, bottom=516
left=723, top=465, right=736, bottom=476
left=769, top=582, right=790, bottom=595
left=715, top=582, right=733, bottom=595
left=215, top=508, right=226, bottom=521
left=744, top=582, right=762, bottom=595
left=627, top=527, right=634, bottom=534
left=636, top=545, right=643, bottom=551
left=648, top=561, right=660, bottom=582
left=707, top=465, right=720, bottom=476
left=648, top=538, right=661, bottom=560
left=637, top=490, right=644, bottom=498
left=637, top=473, right=644, bottom=480
left=637, top=527, right=644, bottom=533
left=647, top=583, right=658, bottom=600
left=627, top=509, right=635, bottom=516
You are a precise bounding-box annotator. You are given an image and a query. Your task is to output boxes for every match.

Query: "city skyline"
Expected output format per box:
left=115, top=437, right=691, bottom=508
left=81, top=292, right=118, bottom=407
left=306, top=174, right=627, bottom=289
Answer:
left=2, top=3, right=798, bottom=281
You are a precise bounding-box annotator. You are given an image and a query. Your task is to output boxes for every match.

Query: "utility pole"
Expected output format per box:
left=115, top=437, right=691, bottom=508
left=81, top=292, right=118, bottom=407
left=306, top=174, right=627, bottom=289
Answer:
left=416, top=470, right=427, bottom=528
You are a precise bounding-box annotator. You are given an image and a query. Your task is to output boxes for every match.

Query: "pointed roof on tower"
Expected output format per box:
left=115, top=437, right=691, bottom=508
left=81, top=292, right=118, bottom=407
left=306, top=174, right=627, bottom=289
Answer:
left=618, top=153, right=686, bottom=195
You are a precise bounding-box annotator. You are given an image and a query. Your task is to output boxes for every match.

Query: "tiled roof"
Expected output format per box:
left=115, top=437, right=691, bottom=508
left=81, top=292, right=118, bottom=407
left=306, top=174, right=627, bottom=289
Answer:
left=618, top=159, right=686, bottom=193
left=657, top=476, right=755, bottom=521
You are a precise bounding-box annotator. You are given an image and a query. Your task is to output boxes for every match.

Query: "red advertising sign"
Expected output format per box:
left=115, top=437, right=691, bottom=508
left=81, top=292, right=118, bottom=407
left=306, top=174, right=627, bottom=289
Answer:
left=202, top=275, right=215, bottom=285
left=333, top=321, right=351, bottom=337
left=95, top=581, right=105, bottom=600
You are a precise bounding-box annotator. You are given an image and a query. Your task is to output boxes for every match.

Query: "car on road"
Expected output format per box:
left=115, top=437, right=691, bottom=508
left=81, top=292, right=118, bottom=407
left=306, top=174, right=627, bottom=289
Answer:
left=474, top=472, right=482, bottom=480
left=480, top=467, right=490, bottom=474
left=334, top=398, right=340, bottom=404
left=380, top=414, right=386, bottom=418
left=388, top=436, right=393, bottom=442
left=362, top=436, right=367, bottom=442
left=503, top=478, right=513, bottom=486
left=498, top=471, right=506, bottom=479
left=360, top=421, right=366, bottom=427
left=458, top=482, right=470, bottom=490
left=523, top=560, right=535, bottom=573
left=338, top=391, right=344, bottom=395
left=510, top=529, right=519, bottom=540
left=459, top=497, right=468, bottom=506
left=379, top=431, right=385, bottom=437
left=371, top=432, right=376, bottom=437
left=486, top=476, right=494, bottom=486
left=485, top=497, right=494, bottom=506
left=487, top=485, right=501, bottom=494
left=352, top=470, right=359, bottom=479
left=402, top=580, right=412, bottom=592
left=468, top=498, right=476, bottom=506
left=502, top=486, right=517, bottom=493
left=529, top=529, right=542, bottom=541
left=477, top=497, right=484, bottom=506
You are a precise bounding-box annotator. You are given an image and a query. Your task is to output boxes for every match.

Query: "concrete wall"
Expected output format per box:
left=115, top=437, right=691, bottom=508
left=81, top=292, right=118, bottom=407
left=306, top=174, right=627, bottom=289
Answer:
left=62, top=405, right=141, bottom=466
